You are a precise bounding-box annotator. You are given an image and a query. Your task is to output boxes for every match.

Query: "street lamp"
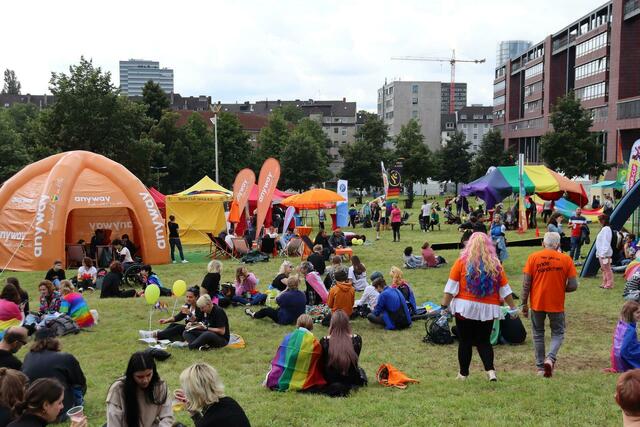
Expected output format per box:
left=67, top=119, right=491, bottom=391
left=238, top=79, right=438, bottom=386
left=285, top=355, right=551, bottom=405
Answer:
left=150, top=165, right=167, bottom=189
left=209, top=103, right=222, bottom=183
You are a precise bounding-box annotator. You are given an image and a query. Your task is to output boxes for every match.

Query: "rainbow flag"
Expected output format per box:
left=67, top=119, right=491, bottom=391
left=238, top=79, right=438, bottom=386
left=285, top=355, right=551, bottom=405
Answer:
left=265, top=328, right=326, bottom=391
left=60, top=292, right=94, bottom=328
left=0, top=300, right=23, bottom=339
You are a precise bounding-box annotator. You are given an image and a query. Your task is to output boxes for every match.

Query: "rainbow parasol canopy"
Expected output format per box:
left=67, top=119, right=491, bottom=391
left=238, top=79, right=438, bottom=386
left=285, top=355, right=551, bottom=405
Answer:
left=460, top=165, right=587, bottom=209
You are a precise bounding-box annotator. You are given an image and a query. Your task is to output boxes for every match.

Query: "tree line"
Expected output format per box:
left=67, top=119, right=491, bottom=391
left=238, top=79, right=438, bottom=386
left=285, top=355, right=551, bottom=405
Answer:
left=0, top=58, right=609, bottom=199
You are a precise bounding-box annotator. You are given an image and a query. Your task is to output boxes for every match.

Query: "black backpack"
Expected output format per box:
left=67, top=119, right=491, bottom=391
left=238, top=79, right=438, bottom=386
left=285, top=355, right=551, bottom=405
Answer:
left=423, top=315, right=454, bottom=345
left=45, top=315, right=80, bottom=337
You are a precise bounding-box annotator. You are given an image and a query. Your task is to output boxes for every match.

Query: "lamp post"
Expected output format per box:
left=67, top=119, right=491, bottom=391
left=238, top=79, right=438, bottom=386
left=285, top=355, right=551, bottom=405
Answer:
left=209, top=103, right=222, bottom=183
left=150, top=165, right=167, bottom=189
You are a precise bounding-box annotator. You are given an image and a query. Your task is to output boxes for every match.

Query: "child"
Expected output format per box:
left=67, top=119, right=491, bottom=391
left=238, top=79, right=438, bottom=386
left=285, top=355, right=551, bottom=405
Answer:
left=616, top=369, right=640, bottom=426
left=611, top=301, right=640, bottom=373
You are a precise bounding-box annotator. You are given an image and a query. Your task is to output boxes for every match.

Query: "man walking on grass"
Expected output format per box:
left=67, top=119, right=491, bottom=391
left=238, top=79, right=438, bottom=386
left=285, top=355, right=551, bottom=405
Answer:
left=521, top=232, right=578, bottom=378
left=568, top=208, right=587, bottom=265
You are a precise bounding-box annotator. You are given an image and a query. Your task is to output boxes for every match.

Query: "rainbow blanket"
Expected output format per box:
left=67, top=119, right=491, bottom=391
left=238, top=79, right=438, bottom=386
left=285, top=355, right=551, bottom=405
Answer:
left=60, top=293, right=94, bottom=328
left=265, top=328, right=326, bottom=391
left=610, top=320, right=640, bottom=373
left=0, top=300, right=23, bottom=339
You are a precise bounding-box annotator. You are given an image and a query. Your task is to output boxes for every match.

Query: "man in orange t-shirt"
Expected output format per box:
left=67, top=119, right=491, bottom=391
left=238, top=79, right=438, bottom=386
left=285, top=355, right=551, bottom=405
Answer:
left=522, top=232, right=578, bottom=378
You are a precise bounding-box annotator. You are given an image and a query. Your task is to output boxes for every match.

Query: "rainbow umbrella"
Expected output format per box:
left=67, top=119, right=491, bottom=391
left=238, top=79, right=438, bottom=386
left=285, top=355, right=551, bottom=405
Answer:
left=460, top=165, right=587, bottom=209
left=533, top=195, right=603, bottom=222
left=625, top=259, right=640, bottom=281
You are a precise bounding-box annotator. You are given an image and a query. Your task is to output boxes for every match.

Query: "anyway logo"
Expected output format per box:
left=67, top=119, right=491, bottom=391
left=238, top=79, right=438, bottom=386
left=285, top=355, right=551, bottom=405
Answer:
left=139, top=192, right=166, bottom=249
left=258, top=172, right=274, bottom=203
left=89, top=221, right=132, bottom=231
left=236, top=180, right=250, bottom=203
left=34, top=194, right=50, bottom=257
left=74, top=196, right=111, bottom=204
left=0, top=231, right=27, bottom=242
left=10, top=196, right=34, bottom=205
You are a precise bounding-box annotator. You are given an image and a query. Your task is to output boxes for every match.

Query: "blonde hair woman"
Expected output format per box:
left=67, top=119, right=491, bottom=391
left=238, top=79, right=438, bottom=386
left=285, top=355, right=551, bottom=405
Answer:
left=441, top=232, right=518, bottom=381
left=271, top=261, right=293, bottom=292
left=58, top=280, right=95, bottom=328
left=182, top=294, right=230, bottom=351
left=389, top=266, right=417, bottom=314
left=178, top=363, right=250, bottom=426
left=201, top=260, right=223, bottom=297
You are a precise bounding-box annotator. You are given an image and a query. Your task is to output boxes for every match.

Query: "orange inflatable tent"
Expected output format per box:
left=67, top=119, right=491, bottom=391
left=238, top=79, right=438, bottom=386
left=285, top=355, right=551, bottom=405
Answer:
left=0, top=151, right=169, bottom=271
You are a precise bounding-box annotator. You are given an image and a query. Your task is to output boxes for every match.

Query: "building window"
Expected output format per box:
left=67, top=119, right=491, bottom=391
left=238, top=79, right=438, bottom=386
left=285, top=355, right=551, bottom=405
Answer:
left=473, top=115, right=482, bottom=120
left=524, top=81, right=543, bottom=97
left=495, top=67, right=506, bottom=79
left=412, top=97, right=418, bottom=105
left=385, top=100, right=393, bottom=108
left=575, top=57, right=607, bottom=80
left=493, top=95, right=505, bottom=106
left=341, top=129, right=346, bottom=135
left=387, top=86, right=394, bottom=95
left=341, top=141, right=347, bottom=144
left=385, top=111, right=394, bottom=119
left=334, top=128, right=339, bottom=133
left=412, top=85, right=418, bottom=94
left=493, top=80, right=505, bottom=92
left=524, top=62, right=543, bottom=79
left=460, top=114, right=467, bottom=120
left=411, top=110, right=418, bottom=119
left=494, top=109, right=505, bottom=119
left=576, top=32, right=608, bottom=58
left=575, top=82, right=606, bottom=101
left=473, top=134, right=478, bottom=139
left=524, top=100, right=541, bottom=113
left=461, top=124, right=467, bottom=129
left=446, top=122, right=454, bottom=129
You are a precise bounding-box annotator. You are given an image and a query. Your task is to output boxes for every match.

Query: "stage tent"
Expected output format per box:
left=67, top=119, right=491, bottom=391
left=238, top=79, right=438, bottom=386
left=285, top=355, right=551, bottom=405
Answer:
left=0, top=151, right=169, bottom=271
left=165, top=176, right=232, bottom=244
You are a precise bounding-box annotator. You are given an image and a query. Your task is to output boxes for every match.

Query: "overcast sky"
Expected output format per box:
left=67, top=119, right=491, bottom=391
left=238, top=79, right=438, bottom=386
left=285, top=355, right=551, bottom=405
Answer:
left=1, top=0, right=606, bottom=111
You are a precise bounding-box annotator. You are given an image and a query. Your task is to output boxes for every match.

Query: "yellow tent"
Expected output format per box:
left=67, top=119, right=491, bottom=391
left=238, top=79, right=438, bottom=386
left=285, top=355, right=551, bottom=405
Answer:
left=165, top=176, right=232, bottom=244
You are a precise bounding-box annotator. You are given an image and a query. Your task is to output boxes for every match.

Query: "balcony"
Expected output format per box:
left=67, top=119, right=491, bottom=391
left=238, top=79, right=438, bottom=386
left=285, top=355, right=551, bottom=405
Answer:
left=508, top=117, right=545, bottom=131
left=624, top=0, right=640, bottom=19
left=618, top=97, right=640, bottom=120
left=552, top=33, right=577, bottom=53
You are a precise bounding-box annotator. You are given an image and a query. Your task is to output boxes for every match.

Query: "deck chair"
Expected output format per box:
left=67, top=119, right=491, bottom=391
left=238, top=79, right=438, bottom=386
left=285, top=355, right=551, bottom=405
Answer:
left=300, top=235, right=314, bottom=260
left=260, top=236, right=277, bottom=257
left=207, top=233, right=231, bottom=259
left=231, top=237, right=250, bottom=258
left=66, top=244, right=86, bottom=268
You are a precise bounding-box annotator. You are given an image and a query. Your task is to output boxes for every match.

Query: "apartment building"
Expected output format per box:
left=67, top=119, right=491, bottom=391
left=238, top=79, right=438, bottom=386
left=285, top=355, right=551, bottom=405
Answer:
left=119, top=59, right=174, bottom=96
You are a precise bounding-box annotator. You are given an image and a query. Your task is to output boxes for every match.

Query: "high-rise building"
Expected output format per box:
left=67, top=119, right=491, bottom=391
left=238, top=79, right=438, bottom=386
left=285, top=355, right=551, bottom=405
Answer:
left=119, top=59, right=174, bottom=96
left=496, top=40, right=533, bottom=66
left=377, top=80, right=467, bottom=151
left=493, top=0, right=638, bottom=174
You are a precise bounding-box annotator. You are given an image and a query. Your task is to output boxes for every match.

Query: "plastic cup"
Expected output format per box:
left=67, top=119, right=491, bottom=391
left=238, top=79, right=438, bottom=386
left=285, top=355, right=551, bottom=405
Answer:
left=66, top=406, right=84, bottom=422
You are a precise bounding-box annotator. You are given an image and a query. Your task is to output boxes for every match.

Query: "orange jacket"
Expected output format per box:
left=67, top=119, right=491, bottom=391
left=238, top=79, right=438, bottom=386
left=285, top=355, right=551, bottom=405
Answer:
left=327, top=281, right=355, bottom=316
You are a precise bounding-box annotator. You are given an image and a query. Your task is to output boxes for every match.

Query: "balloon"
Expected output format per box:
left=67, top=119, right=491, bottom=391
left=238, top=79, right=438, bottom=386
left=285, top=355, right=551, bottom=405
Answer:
left=173, top=280, right=187, bottom=297
left=144, top=284, right=161, bottom=305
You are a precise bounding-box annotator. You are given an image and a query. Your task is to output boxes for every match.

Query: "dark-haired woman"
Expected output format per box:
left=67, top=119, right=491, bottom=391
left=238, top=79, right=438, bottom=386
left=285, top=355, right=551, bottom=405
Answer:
left=106, top=352, right=173, bottom=427
left=139, top=287, right=201, bottom=341
left=7, top=378, right=86, bottom=427
left=348, top=256, right=368, bottom=291
left=3, top=279, right=28, bottom=317
left=0, top=368, right=27, bottom=426
left=0, top=285, right=23, bottom=339
left=319, top=310, right=365, bottom=397
left=75, top=257, right=97, bottom=291
left=100, top=262, right=137, bottom=299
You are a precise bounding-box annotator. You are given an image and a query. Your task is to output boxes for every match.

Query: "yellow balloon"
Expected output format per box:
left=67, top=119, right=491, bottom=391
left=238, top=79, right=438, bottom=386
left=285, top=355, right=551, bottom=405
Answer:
left=173, top=280, right=187, bottom=297
left=144, top=284, right=161, bottom=305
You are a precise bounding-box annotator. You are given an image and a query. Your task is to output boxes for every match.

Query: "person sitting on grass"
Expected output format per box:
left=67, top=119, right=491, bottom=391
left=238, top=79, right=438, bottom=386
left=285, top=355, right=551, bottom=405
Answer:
left=140, top=265, right=172, bottom=297
left=183, top=295, right=230, bottom=351
left=390, top=266, right=418, bottom=315
left=403, top=247, right=425, bottom=269
left=112, top=239, right=134, bottom=271
left=348, top=256, right=368, bottom=291
left=307, top=245, right=326, bottom=275
left=58, top=281, right=95, bottom=329
left=4, top=279, right=28, bottom=317
left=232, top=267, right=267, bottom=306
left=201, top=260, right=222, bottom=299
left=140, top=286, right=201, bottom=342
left=44, top=261, right=66, bottom=288
left=0, top=367, right=28, bottom=426
left=421, top=242, right=446, bottom=268
left=271, top=261, right=293, bottom=292
left=37, top=281, right=61, bottom=316
left=314, top=230, right=333, bottom=259
left=0, top=327, right=28, bottom=370
left=611, top=301, right=640, bottom=373
left=323, top=256, right=343, bottom=290
left=319, top=310, right=366, bottom=397
left=21, top=329, right=86, bottom=418
left=329, top=229, right=347, bottom=250
left=106, top=351, right=173, bottom=427
left=299, top=262, right=327, bottom=305
left=615, top=368, right=640, bottom=426
left=325, top=269, right=355, bottom=323
left=366, top=277, right=411, bottom=330
left=264, top=314, right=326, bottom=392
left=100, top=261, right=137, bottom=299
left=355, top=272, right=382, bottom=314
left=245, top=275, right=306, bottom=326
left=0, top=285, right=24, bottom=338
left=178, top=363, right=251, bottom=427
left=75, top=257, right=96, bottom=292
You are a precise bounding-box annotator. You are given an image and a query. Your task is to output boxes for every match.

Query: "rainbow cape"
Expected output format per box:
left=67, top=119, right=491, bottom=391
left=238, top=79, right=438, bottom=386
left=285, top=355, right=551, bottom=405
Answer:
left=265, top=328, right=326, bottom=391
left=611, top=320, right=640, bottom=373
left=0, top=300, right=23, bottom=339
left=60, top=292, right=94, bottom=328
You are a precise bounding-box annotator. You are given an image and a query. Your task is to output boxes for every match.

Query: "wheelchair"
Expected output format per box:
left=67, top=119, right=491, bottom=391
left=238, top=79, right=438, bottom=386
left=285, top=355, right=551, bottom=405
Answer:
left=123, top=257, right=145, bottom=288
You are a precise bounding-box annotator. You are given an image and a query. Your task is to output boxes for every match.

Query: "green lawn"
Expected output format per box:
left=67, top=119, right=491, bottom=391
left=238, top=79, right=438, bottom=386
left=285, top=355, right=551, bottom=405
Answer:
left=4, top=212, right=627, bottom=426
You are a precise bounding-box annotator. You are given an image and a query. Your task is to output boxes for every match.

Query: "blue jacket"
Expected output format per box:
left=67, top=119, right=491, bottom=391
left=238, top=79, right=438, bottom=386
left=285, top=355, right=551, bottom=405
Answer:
left=373, top=287, right=412, bottom=330
left=276, top=289, right=306, bottom=325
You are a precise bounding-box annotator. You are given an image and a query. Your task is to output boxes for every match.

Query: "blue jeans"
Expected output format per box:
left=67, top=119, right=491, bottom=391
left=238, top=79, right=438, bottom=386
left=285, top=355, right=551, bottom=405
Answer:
left=569, top=236, right=582, bottom=261
left=232, top=293, right=267, bottom=305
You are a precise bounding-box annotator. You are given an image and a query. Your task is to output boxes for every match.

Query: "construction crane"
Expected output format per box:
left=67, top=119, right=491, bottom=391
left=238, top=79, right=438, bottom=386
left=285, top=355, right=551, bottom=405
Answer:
left=391, top=50, right=486, bottom=114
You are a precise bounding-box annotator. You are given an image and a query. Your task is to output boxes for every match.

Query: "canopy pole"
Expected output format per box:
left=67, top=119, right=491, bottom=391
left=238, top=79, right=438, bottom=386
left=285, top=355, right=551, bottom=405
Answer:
left=518, top=154, right=527, bottom=234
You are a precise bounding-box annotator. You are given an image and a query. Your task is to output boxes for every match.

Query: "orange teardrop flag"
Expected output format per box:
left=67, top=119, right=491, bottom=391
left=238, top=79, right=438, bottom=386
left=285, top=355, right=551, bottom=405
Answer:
left=255, top=158, right=281, bottom=241
left=232, top=168, right=256, bottom=223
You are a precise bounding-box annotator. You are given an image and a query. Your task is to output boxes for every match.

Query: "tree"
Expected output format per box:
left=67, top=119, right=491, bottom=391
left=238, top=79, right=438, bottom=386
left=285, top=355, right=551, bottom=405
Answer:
left=183, top=113, right=217, bottom=184
left=339, top=113, right=390, bottom=190
left=256, top=112, right=290, bottom=164
left=2, top=69, right=21, bottom=95
left=38, top=57, right=160, bottom=183
left=274, top=104, right=305, bottom=124
left=216, top=112, right=256, bottom=188
left=433, top=131, right=473, bottom=191
left=471, top=128, right=514, bottom=179
left=142, top=80, right=170, bottom=122
left=281, top=118, right=332, bottom=191
left=148, top=112, right=191, bottom=193
left=393, top=119, right=434, bottom=205
left=0, top=113, right=31, bottom=183
left=540, top=92, right=612, bottom=178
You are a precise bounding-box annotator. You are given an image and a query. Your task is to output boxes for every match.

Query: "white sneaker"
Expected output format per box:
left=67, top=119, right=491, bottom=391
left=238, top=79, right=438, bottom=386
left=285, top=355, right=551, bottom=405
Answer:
left=139, top=330, right=155, bottom=339
left=181, top=259, right=189, bottom=264
left=456, top=373, right=468, bottom=380
left=172, top=260, right=177, bottom=264
left=487, top=370, right=497, bottom=382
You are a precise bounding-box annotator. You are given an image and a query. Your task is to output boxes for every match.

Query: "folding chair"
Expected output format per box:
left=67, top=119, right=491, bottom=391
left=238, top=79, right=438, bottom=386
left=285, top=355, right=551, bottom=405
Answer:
left=66, top=244, right=86, bottom=268
left=231, top=238, right=250, bottom=258
left=207, top=233, right=231, bottom=259
left=300, top=235, right=314, bottom=260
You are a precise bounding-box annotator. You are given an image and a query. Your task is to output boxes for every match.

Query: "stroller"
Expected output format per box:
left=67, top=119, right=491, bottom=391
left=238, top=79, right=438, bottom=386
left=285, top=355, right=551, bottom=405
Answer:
left=443, top=207, right=461, bottom=225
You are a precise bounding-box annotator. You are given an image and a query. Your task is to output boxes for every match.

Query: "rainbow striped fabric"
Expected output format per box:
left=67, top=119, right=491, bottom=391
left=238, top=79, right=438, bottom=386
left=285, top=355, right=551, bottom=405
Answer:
left=265, top=328, right=326, bottom=391
left=60, top=292, right=94, bottom=328
left=0, top=300, right=23, bottom=339
left=611, top=320, right=640, bottom=372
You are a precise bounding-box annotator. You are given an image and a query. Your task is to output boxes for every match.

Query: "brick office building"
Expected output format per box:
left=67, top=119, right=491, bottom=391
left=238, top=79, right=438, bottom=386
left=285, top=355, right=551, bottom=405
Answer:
left=494, top=0, right=640, bottom=175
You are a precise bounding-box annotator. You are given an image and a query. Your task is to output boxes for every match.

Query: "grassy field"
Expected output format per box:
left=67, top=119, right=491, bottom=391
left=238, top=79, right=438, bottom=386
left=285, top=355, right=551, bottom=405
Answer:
left=2, top=205, right=628, bottom=426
